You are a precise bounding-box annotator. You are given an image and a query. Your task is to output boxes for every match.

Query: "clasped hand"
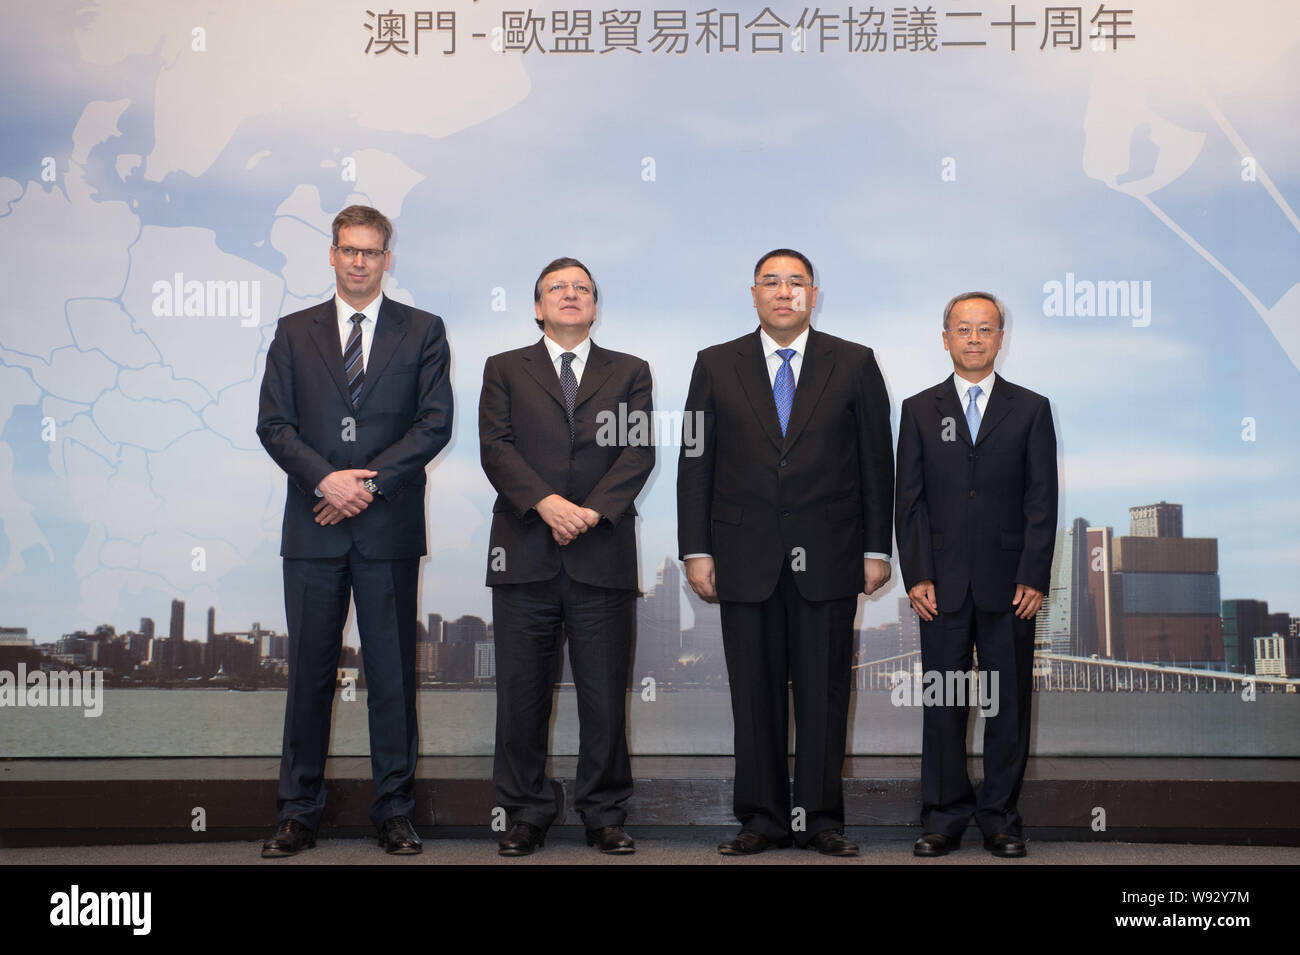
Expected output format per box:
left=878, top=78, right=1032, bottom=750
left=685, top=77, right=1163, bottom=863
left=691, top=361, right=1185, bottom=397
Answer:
left=313, top=469, right=377, bottom=526
left=536, top=494, right=600, bottom=545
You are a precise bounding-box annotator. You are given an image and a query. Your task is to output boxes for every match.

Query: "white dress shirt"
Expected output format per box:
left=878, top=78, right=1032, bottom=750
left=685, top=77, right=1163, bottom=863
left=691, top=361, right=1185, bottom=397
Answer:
left=953, top=370, right=996, bottom=424
left=542, top=333, right=591, bottom=385
left=759, top=326, right=809, bottom=387
left=335, top=292, right=383, bottom=369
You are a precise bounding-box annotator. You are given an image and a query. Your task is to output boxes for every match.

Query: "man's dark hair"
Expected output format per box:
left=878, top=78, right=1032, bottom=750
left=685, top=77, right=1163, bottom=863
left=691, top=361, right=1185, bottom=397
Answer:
left=753, top=248, right=815, bottom=283
left=331, top=205, right=393, bottom=250
left=942, top=291, right=1006, bottom=330
left=534, top=257, right=598, bottom=330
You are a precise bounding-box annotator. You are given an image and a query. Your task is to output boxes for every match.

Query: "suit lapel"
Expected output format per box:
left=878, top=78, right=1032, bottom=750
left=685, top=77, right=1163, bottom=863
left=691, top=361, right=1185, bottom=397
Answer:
left=782, top=328, right=834, bottom=452
left=520, top=338, right=568, bottom=414
left=974, top=378, right=1015, bottom=446
left=307, top=300, right=353, bottom=408
left=732, top=330, right=785, bottom=452
left=934, top=377, right=972, bottom=447
left=356, top=296, right=409, bottom=409
left=574, top=341, right=614, bottom=411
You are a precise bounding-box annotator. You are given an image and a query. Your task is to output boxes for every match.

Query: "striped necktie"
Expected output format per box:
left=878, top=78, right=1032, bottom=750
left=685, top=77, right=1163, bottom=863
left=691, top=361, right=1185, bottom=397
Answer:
left=344, top=313, right=365, bottom=405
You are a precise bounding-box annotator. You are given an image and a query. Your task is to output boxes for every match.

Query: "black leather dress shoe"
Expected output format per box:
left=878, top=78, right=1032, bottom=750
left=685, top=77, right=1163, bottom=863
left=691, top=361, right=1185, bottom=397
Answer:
left=498, top=821, right=545, bottom=857
left=807, top=829, right=859, bottom=856
left=586, top=825, right=636, bottom=854
left=261, top=819, right=315, bottom=858
left=377, top=815, right=423, bottom=855
left=984, top=833, right=1027, bottom=858
left=717, top=830, right=793, bottom=856
left=913, top=833, right=960, bottom=857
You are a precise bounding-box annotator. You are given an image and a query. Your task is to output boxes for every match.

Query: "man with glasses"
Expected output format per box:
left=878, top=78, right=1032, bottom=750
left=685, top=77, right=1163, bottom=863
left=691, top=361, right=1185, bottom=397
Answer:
left=677, top=249, right=894, bottom=856
left=895, top=291, right=1057, bottom=859
left=480, top=257, right=654, bottom=856
left=257, top=205, right=452, bottom=857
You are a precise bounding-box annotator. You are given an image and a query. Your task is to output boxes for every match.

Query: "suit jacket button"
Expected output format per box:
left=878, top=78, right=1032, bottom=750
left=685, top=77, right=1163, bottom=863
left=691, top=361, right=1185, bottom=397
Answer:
left=969, top=489, right=976, bottom=499
left=779, top=458, right=788, bottom=468
left=781, top=510, right=790, bottom=517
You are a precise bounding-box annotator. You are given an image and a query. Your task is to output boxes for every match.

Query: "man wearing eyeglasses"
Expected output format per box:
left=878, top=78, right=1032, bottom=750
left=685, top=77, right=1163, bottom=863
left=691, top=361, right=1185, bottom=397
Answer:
left=257, top=205, right=452, bottom=857
left=895, top=292, right=1057, bottom=859
left=677, top=249, right=895, bottom=856
left=479, top=257, right=654, bottom=856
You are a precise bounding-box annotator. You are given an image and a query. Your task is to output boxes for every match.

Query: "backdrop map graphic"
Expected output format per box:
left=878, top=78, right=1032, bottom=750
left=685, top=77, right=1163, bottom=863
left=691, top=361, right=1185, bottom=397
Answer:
left=1, top=1, right=1296, bottom=757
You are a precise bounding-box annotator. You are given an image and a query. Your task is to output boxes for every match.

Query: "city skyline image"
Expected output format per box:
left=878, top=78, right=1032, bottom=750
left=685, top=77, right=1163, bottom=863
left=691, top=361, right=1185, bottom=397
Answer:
left=7, top=498, right=1297, bottom=695
left=1, top=3, right=1297, bottom=768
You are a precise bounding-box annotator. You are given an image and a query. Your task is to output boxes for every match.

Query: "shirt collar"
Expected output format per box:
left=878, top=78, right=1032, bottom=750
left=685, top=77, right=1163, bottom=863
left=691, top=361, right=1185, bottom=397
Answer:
left=953, top=370, right=996, bottom=401
left=335, top=292, right=383, bottom=326
left=542, top=334, right=592, bottom=365
left=759, top=325, right=810, bottom=359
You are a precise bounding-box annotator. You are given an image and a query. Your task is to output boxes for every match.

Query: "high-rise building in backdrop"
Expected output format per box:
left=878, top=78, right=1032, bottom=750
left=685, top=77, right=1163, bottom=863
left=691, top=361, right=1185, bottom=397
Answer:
left=1223, top=599, right=1273, bottom=674
left=1128, top=501, right=1183, bottom=539
left=1038, top=506, right=1224, bottom=668
left=635, top=558, right=682, bottom=682
left=169, top=599, right=185, bottom=641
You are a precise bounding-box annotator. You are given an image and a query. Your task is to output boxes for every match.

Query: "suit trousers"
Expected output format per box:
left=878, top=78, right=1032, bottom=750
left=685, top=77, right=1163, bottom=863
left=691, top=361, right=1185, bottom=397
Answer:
left=491, top=568, right=635, bottom=830
left=719, top=561, right=857, bottom=845
left=277, top=547, right=419, bottom=831
left=918, top=589, right=1035, bottom=839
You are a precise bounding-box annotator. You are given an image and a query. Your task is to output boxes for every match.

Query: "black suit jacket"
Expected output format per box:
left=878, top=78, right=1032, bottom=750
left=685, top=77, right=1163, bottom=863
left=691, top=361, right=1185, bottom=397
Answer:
left=895, top=375, right=1057, bottom=614
left=677, top=328, right=894, bottom=604
left=480, top=339, right=654, bottom=591
left=257, top=295, right=453, bottom=559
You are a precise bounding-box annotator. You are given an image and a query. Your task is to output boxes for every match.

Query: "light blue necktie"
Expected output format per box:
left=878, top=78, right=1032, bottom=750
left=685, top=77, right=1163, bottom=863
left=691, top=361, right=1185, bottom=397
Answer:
left=773, top=348, right=796, bottom=436
left=965, top=384, right=983, bottom=442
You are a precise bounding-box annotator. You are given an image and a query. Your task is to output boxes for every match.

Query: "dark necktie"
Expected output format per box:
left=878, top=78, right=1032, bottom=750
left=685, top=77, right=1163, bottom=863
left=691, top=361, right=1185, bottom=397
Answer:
left=344, top=313, right=365, bottom=405
left=560, top=352, right=578, bottom=442
left=773, top=348, right=796, bottom=436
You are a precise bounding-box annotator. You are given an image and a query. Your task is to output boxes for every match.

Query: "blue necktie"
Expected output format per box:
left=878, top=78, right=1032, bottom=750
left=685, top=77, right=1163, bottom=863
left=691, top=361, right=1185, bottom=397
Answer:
left=965, top=384, right=983, bottom=442
left=773, top=348, right=796, bottom=437
left=560, top=352, right=578, bottom=442
left=344, top=313, right=365, bottom=406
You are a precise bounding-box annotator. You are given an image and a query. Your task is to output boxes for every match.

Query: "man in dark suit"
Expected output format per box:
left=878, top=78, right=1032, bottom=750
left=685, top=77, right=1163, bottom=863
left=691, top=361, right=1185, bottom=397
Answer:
left=895, top=291, right=1057, bottom=859
left=677, top=249, right=894, bottom=856
left=256, top=205, right=452, bottom=857
left=480, top=257, right=654, bottom=856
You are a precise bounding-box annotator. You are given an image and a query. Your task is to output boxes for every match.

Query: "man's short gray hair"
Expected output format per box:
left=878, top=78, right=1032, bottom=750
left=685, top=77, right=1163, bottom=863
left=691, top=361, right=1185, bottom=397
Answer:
left=942, top=291, right=1005, bottom=330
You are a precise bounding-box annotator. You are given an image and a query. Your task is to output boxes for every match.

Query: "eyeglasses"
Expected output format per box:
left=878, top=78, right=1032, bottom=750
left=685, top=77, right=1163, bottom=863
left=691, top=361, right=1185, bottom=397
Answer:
left=948, top=324, right=1001, bottom=340
left=545, top=281, right=593, bottom=296
left=334, top=246, right=387, bottom=261
left=756, top=276, right=809, bottom=290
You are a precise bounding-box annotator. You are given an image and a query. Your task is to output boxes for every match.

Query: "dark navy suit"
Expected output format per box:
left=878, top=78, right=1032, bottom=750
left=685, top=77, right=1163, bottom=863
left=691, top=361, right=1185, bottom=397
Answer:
left=895, top=375, right=1057, bottom=839
left=257, top=294, right=452, bottom=830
